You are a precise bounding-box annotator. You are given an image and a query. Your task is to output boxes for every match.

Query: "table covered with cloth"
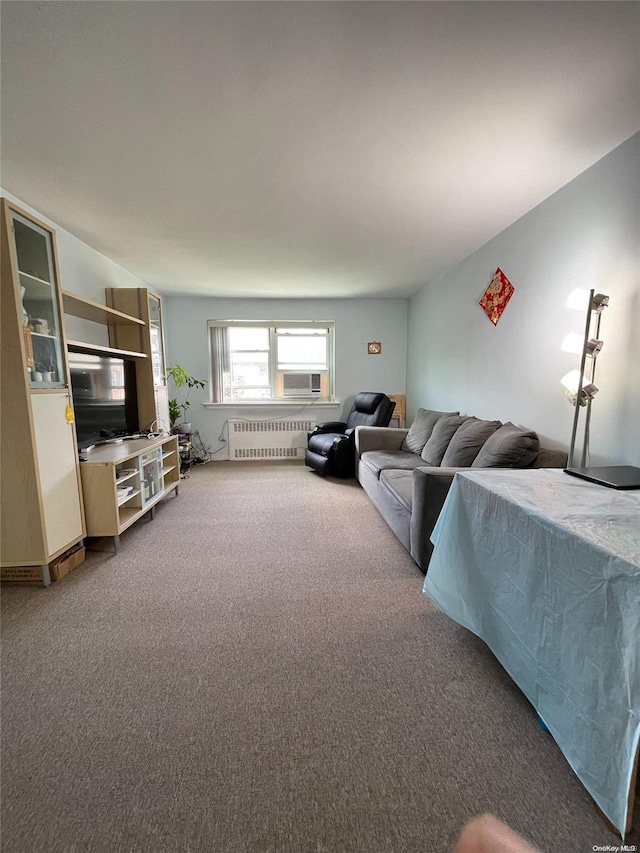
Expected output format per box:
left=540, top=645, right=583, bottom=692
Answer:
left=422, top=468, right=640, bottom=836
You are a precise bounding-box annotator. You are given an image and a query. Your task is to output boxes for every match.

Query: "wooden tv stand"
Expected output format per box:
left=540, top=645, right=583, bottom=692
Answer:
left=79, top=435, right=179, bottom=552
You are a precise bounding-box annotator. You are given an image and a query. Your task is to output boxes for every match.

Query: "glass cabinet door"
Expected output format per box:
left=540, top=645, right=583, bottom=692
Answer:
left=10, top=211, right=65, bottom=389
left=139, top=447, right=163, bottom=507
left=148, top=293, right=165, bottom=387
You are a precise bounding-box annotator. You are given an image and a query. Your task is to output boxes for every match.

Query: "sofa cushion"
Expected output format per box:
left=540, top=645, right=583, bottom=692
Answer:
left=380, top=469, right=414, bottom=513
left=360, top=450, right=427, bottom=480
left=420, top=415, right=469, bottom=466
left=400, top=409, right=459, bottom=454
left=532, top=447, right=568, bottom=469
left=440, top=417, right=502, bottom=467
left=471, top=421, right=540, bottom=468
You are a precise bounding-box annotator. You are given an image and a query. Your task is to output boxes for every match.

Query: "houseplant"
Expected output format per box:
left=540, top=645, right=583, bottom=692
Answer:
left=168, top=398, right=182, bottom=431
left=166, top=364, right=207, bottom=433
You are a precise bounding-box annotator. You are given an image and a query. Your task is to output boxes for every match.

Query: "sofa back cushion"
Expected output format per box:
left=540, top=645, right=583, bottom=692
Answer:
left=420, top=414, right=469, bottom=466
left=440, top=417, right=502, bottom=467
left=400, top=409, right=459, bottom=454
left=531, top=447, right=568, bottom=469
left=471, top=421, right=540, bottom=468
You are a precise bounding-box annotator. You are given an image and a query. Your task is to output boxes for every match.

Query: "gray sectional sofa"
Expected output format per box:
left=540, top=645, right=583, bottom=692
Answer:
left=355, top=409, right=568, bottom=572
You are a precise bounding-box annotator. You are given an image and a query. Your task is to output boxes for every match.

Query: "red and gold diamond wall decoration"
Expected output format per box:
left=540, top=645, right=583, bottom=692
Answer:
left=479, top=268, right=515, bottom=326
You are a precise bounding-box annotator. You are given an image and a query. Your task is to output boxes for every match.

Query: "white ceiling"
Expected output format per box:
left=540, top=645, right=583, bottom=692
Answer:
left=1, top=1, right=639, bottom=299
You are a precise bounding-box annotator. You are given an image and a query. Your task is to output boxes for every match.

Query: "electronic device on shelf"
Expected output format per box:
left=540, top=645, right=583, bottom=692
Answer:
left=68, top=350, right=139, bottom=450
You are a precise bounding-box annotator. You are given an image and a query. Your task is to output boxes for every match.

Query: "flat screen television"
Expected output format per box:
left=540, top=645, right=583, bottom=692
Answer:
left=68, top=350, right=139, bottom=449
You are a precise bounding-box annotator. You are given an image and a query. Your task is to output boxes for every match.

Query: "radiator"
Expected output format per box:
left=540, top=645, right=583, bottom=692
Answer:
left=227, top=418, right=316, bottom=461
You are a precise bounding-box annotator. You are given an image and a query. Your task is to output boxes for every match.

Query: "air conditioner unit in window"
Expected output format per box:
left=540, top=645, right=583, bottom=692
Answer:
left=282, top=372, right=322, bottom=397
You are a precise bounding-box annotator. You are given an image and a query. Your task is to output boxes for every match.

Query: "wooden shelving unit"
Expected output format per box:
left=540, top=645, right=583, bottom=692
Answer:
left=62, top=290, right=179, bottom=556
left=1, top=198, right=85, bottom=585
left=106, top=287, right=171, bottom=432
left=79, top=435, right=179, bottom=552
left=62, top=289, right=147, bottom=362
left=66, top=339, right=147, bottom=360
left=62, top=290, right=145, bottom=327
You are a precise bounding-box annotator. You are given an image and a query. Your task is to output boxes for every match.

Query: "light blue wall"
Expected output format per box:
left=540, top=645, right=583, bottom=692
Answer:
left=407, top=133, right=640, bottom=465
left=164, top=296, right=407, bottom=457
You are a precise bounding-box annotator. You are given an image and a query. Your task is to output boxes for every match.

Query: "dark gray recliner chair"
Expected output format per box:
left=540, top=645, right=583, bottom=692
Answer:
left=305, top=392, right=396, bottom=478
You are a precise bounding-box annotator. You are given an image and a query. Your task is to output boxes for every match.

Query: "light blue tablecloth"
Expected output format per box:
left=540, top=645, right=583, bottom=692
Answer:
left=423, top=468, right=640, bottom=836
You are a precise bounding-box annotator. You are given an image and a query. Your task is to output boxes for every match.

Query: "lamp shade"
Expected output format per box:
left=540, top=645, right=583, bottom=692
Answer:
left=561, top=370, right=599, bottom=406
left=566, top=288, right=590, bottom=311
left=562, top=334, right=603, bottom=356
left=561, top=333, right=584, bottom=354
left=561, top=370, right=582, bottom=393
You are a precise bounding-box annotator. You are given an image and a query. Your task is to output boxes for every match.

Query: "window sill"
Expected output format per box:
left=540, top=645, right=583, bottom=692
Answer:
left=203, top=400, right=342, bottom=409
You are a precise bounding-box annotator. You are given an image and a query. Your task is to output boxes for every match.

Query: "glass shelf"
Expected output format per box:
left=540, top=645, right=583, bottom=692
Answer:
left=19, top=270, right=52, bottom=290
left=11, top=213, right=65, bottom=388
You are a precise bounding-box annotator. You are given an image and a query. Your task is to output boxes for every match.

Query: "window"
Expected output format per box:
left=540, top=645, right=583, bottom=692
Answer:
left=208, top=321, right=334, bottom=403
left=109, top=361, right=125, bottom=400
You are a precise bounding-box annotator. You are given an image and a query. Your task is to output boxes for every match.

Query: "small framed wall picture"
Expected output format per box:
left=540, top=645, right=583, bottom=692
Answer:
left=367, top=341, right=382, bottom=354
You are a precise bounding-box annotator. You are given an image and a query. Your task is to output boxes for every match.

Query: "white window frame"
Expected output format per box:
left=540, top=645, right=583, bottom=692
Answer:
left=208, top=320, right=335, bottom=404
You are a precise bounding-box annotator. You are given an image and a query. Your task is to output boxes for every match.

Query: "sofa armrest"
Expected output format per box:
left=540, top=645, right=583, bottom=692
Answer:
left=410, top=460, right=570, bottom=572
left=410, top=467, right=467, bottom=572
left=355, top=426, right=408, bottom=456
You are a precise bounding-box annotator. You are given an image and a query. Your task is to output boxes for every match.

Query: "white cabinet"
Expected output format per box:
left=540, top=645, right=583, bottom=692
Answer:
left=79, top=436, right=179, bottom=551
left=31, top=393, right=85, bottom=556
left=1, top=198, right=85, bottom=584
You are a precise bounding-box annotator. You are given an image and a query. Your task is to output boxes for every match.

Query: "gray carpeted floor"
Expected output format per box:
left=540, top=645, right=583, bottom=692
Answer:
left=1, top=461, right=636, bottom=852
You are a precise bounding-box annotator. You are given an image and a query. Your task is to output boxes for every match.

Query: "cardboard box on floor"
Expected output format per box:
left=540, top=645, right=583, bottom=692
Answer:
left=50, top=545, right=86, bottom=581
left=0, top=566, right=43, bottom=582
left=1, top=544, right=86, bottom=583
